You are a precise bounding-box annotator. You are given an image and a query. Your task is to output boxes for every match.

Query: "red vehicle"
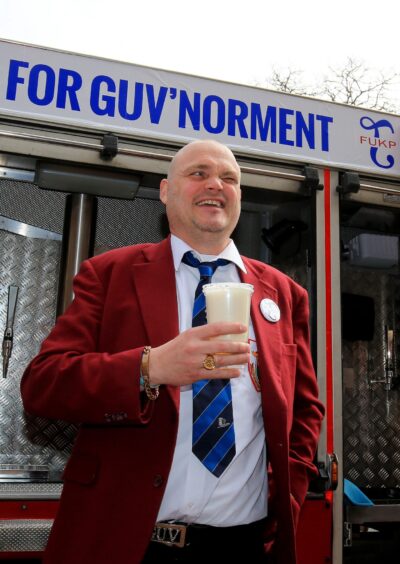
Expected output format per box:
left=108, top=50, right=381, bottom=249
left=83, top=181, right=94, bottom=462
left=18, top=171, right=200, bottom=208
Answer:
left=1, top=38, right=400, bottom=563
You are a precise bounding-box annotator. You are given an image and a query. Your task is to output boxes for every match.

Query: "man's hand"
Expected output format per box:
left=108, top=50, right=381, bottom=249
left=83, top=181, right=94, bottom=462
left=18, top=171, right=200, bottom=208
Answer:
left=149, top=322, right=250, bottom=387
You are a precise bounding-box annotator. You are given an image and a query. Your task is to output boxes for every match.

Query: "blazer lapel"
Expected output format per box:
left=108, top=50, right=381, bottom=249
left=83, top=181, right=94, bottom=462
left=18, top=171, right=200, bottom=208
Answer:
left=131, top=238, right=180, bottom=411
left=240, top=259, right=288, bottom=427
left=131, top=238, right=179, bottom=347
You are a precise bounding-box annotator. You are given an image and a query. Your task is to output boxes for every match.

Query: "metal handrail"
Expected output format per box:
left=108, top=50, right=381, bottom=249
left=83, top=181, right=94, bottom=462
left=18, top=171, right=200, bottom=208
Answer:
left=0, top=129, right=306, bottom=182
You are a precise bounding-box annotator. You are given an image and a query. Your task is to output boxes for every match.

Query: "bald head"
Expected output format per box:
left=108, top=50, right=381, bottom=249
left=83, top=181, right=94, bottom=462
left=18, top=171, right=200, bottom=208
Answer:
left=168, top=140, right=241, bottom=182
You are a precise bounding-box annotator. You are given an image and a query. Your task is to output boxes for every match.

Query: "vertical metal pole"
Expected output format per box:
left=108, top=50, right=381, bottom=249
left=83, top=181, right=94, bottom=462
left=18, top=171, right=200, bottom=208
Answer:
left=57, top=193, right=97, bottom=316
left=330, top=170, right=344, bottom=564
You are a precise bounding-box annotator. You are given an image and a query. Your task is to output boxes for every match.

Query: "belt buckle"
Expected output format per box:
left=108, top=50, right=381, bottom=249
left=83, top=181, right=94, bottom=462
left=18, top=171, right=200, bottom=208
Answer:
left=152, top=522, right=187, bottom=548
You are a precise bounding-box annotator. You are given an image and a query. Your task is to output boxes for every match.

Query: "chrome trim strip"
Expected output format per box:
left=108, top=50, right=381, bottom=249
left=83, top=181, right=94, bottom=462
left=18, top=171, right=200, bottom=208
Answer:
left=0, top=129, right=99, bottom=150
left=0, top=215, right=62, bottom=241
left=0, top=129, right=307, bottom=182
left=360, top=182, right=400, bottom=195
left=0, top=166, right=35, bottom=182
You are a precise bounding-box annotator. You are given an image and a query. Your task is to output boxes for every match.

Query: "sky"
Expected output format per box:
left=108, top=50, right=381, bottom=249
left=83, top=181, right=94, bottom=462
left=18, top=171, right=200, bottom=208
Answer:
left=1, top=0, right=399, bottom=108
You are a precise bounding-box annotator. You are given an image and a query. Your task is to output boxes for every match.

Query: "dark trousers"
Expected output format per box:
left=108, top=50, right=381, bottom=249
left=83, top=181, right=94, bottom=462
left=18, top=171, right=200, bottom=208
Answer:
left=141, top=520, right=269, bottom=563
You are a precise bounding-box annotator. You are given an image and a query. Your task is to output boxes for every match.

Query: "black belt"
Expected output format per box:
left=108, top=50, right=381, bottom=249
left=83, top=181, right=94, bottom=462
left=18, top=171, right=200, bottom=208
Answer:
left=151, top=519, right=266, bottom=548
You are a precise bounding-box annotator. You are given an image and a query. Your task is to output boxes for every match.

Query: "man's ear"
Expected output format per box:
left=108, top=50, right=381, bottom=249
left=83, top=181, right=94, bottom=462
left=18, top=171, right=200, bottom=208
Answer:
left=159, top=178, right=168, bottom=204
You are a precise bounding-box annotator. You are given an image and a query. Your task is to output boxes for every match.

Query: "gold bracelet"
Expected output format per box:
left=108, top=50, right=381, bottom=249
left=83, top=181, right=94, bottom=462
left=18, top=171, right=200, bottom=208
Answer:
left=141, top=346, right=159, bottom=400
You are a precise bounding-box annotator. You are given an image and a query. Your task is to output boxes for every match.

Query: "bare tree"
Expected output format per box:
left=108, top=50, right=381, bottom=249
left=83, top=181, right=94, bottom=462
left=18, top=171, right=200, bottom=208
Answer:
left=265, top=69, right=317, bottom=97
left=260, top=58, right=399, bottom=113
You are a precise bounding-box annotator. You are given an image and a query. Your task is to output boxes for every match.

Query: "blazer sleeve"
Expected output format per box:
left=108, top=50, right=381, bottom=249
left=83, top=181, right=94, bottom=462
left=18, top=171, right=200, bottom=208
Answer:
left=21, top=259, right=153, bottom=425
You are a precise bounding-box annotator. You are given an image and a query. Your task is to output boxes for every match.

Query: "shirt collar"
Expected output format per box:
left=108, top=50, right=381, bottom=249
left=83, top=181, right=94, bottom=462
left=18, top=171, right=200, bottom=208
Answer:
left=171, top=234, right=247, bottom=274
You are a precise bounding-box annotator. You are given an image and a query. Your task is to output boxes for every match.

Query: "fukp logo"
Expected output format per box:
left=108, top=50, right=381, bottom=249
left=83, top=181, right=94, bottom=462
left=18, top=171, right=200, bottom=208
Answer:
left=359, top=116, right=396, bottom=169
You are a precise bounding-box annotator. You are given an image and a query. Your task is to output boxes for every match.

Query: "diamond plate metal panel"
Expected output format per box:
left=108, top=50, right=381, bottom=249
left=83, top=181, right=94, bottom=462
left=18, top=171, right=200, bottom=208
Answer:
left=0, top=482, right=62, bottom=499
left=342, top=227, right=400, bottom=491
left=0, top=229, right=77, bottom=480
left=0, top=519, right=53, bottom=552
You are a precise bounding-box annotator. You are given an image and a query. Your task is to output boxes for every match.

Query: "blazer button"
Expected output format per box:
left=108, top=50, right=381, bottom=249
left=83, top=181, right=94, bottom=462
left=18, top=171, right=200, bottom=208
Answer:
left=153, top=474, right=163, bottom=487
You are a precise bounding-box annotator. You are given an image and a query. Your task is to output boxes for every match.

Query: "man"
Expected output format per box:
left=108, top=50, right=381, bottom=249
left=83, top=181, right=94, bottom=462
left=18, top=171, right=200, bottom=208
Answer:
left=21, top=140, right=324, bottom=563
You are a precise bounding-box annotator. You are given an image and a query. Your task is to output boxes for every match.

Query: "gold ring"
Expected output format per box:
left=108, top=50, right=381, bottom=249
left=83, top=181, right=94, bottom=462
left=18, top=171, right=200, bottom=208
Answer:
left=203, top=354, right=216, bottom=371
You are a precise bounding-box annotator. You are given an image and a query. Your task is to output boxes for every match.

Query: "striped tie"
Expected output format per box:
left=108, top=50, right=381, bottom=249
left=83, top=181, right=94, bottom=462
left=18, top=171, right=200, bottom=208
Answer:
left=182, top=251, right=236, bottom=477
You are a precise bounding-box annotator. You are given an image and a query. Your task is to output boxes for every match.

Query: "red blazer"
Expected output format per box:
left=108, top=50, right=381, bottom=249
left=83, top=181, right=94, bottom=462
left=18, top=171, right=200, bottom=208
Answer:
left=21, top=238, right=324, bottom=564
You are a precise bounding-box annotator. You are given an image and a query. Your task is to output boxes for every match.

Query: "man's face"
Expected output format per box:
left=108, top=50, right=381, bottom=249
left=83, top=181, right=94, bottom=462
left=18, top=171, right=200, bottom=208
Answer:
left=160, top=141, right=241, bottom=252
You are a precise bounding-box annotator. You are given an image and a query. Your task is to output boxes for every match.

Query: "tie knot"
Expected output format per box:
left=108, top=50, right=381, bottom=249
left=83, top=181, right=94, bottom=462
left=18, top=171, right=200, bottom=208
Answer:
left=182, top=251, right=230, bottom=278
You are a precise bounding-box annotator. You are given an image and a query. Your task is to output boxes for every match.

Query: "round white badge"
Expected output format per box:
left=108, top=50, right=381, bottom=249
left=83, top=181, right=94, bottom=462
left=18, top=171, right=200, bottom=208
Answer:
left=260, top=298, right=280, bottom=323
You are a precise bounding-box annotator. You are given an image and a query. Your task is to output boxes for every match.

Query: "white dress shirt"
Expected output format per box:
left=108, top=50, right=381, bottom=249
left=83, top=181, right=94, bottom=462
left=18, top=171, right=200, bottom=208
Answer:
left=156, top=235, right=267, bottom=526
